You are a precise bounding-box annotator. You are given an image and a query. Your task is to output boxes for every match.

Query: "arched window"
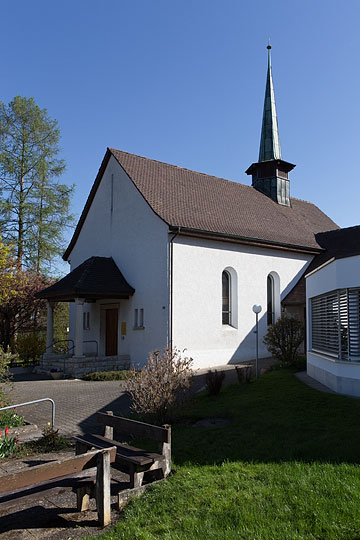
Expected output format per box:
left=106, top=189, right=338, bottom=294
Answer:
left=267, top=274, right=274, bottom=325
left=222, top=270, right=231, bottom=325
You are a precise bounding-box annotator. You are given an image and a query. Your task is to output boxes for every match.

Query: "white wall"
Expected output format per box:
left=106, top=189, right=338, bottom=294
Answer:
left=306, top=255, right=360, bottom=396
left=68, top=155, right=170, bottom=367
left=172, top=235, right=312, bottom=368
left=306, top=255, right=360, bottom=299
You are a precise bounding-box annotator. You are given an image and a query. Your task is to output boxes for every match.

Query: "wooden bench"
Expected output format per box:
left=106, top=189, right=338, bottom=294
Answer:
left=0, top=446, right=116, bottom=527
left=73, top=411, right=171, bottom=490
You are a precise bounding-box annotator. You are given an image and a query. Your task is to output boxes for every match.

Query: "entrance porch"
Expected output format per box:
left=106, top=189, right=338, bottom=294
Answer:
left=35, top=257, right=135, bottom=377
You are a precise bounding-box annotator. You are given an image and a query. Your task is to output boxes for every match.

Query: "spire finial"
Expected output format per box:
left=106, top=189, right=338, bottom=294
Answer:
left=258, top=42, right=281, bottom=162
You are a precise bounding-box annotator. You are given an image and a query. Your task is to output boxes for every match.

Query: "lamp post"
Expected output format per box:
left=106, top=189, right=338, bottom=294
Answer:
left=252, top=304, right=262, bottom=379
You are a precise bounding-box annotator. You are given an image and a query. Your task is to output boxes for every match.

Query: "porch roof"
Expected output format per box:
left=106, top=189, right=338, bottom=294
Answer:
left=36, top=257, right=135, bottom=301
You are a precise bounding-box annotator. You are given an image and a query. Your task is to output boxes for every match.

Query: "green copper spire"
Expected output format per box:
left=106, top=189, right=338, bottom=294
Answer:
left=258, top=44, right=282, bottom=162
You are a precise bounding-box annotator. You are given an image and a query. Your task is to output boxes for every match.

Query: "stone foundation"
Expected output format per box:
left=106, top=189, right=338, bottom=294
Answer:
left=39, top=354, right=131, bottom=378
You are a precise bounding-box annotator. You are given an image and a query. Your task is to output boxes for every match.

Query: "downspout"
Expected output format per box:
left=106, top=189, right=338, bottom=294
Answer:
left=169, top=227, right=181, bottom=349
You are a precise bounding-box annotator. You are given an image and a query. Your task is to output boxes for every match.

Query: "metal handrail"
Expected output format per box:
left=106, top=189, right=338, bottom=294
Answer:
left=45, top=339, right=74, bottom=352
left=0, top=398, right=55, bottom=428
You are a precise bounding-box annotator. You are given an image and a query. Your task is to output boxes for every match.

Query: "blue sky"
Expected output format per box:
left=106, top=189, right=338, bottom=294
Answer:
left=2, top=0, right=359, bottom=272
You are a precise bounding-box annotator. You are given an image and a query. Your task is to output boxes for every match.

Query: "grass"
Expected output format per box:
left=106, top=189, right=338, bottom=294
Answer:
left=81, top=370, right=131, bottom=381
left=90, top=369, right=360, bottom=539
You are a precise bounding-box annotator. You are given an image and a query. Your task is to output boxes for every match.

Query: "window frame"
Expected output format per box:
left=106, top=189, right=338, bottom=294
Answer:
left=267, top=274, right=275, bottom=325
left=310, top=287, right=360, bottom=362
left=222, top=270, right=231, bottom=326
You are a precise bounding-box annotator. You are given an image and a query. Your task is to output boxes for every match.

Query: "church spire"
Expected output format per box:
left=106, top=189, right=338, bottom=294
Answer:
left=245, top=44, right=295, bottom=207
left=258, top=44, right=282, bottom=162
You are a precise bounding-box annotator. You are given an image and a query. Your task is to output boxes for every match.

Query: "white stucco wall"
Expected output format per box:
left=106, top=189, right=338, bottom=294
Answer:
left=172, top=235, right=312, bottom=368
left=306, top=255, right=360, bottom=396
left=67, top=155, right=170, bottom=367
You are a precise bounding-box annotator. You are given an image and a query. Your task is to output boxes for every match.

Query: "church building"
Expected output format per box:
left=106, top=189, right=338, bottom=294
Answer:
left=37, top=46, right=340, bottom=379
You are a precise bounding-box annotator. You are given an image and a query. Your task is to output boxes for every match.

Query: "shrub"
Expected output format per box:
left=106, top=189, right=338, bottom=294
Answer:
left=0, top=347, right=16, bottom=407
left=81, top=370, right=131, bottom=381
left=205, top=370, right=225, bottom=396
left=37, top=425, right=69, bottom=452
left=263, top=315, right=305, bottom=366
left=15, top=332, right=46, bottom=365
left=0, top=428, right=17, bottom=458
left=126, top=347, right=194, bottom=424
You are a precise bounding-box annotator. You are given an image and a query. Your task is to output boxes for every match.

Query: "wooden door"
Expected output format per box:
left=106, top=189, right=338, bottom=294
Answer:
left=105, top=309, right=118, bottom=356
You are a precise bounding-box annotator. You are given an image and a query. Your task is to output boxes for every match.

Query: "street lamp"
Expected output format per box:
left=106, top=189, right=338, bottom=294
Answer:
left=252, top=304, right=262, bottom=379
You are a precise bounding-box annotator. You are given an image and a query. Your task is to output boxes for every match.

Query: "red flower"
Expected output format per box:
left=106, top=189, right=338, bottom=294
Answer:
left=5, top=428, right=8, bottom=435
left=0, top=433, right=2, bottom=438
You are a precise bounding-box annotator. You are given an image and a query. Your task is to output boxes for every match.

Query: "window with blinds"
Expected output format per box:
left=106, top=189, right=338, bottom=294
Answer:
left=311, top=288, right=360, bottom=361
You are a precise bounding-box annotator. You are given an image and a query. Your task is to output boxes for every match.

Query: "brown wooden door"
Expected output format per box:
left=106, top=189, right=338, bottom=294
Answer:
left=105, top=309, right=118, bottom=356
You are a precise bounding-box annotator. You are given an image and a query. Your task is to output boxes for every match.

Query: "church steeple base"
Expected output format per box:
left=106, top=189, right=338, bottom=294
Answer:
left=246, top=159, right=295, bottom=207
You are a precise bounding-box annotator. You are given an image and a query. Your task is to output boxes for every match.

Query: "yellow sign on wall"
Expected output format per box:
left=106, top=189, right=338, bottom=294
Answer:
left=121, top=322, right=127, bottom=336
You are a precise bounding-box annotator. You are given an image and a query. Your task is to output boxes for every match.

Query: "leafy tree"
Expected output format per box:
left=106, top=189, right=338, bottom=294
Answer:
left=0, top=269, right=48, bottom=350
left=0, top=96, right=74, bottom=273
left=0, top=237, right=17, bottom=304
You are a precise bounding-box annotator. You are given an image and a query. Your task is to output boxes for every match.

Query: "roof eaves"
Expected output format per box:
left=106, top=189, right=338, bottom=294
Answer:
left=169, top=225, right=324, bottom=254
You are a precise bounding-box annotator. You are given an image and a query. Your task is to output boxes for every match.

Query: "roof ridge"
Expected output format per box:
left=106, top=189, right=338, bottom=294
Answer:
left=109, top=147, right=254, bottom=190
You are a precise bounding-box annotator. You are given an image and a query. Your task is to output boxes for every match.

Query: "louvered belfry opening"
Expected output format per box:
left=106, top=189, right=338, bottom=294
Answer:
left=311, top=289, right=360, bottom=361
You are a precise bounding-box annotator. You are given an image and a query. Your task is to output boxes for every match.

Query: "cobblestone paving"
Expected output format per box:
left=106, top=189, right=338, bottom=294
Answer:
left=12, top=379, right=131, bottom=436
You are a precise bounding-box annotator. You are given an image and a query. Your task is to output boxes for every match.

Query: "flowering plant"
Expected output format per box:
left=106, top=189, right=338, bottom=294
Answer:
left=0, top=429, right=17, bottom=458
left=0, top=408, right=24, bottom=429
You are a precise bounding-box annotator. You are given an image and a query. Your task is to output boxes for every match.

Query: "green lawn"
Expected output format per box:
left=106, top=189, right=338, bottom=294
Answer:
left=92, top=370, right=360, bottom=540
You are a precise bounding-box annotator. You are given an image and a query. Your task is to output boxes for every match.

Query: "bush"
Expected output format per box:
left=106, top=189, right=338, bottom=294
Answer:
left=126, top=347, right=194, bottom=424
left=0, top=347, right=16, bottom=407
left=37, top=425, right=69, bottom=452
left=15, top=332, right=46, bottom=365
left=263, top=315, right=304, bottom=366
left=206, top=370, right=225, bottom=396
left=81, top=370, right=131, bottom=381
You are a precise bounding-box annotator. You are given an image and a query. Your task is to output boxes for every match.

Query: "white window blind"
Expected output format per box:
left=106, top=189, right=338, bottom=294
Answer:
left=311, top=288, right=360, bottom=361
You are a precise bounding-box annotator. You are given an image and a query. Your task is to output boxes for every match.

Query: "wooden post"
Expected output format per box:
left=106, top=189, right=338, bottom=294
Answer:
left=75, top=440, right=89, bottom=455
left=104, top=410, right=114, bottom=439
left=77, top=485, right=91, bottom=511
left=160, top=425, right=171, bottom=477
left=96, top=449, right=112, bottom=527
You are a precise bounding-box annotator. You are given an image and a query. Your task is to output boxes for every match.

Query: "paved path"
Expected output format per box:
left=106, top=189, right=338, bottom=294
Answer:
left=295, top=371, right=336, bottom=394
left=10, top=357, right=277, bottom=436
left=12, top=379, right=131, bottom=436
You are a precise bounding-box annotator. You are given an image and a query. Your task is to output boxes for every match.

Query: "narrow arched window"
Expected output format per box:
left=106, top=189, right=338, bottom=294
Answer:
left=267, top=274, right=274, bottom=325
left=222, top=271, right=231, bottom=325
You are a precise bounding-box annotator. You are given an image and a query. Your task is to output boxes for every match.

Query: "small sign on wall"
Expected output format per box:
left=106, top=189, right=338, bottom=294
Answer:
left=121, top=322, right=127, bottom=336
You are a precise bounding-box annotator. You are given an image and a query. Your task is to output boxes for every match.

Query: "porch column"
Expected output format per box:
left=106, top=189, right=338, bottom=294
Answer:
left=74, top=298, right=85, bottom=357
left=46, top=301, right=55, bottom=354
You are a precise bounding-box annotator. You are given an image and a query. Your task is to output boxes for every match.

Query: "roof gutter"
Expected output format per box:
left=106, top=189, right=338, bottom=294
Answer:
left=169, top=227, right=181, bottom=350
left=168, top=225, right=323, bottom=255
left=304, top=257, right=336, bottom=279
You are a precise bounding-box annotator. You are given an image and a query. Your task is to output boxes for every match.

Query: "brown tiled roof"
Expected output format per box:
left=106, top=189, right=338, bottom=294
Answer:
left=63, top=148, right=339, bottom=260
left=36, top=257, right=135, bottom=301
